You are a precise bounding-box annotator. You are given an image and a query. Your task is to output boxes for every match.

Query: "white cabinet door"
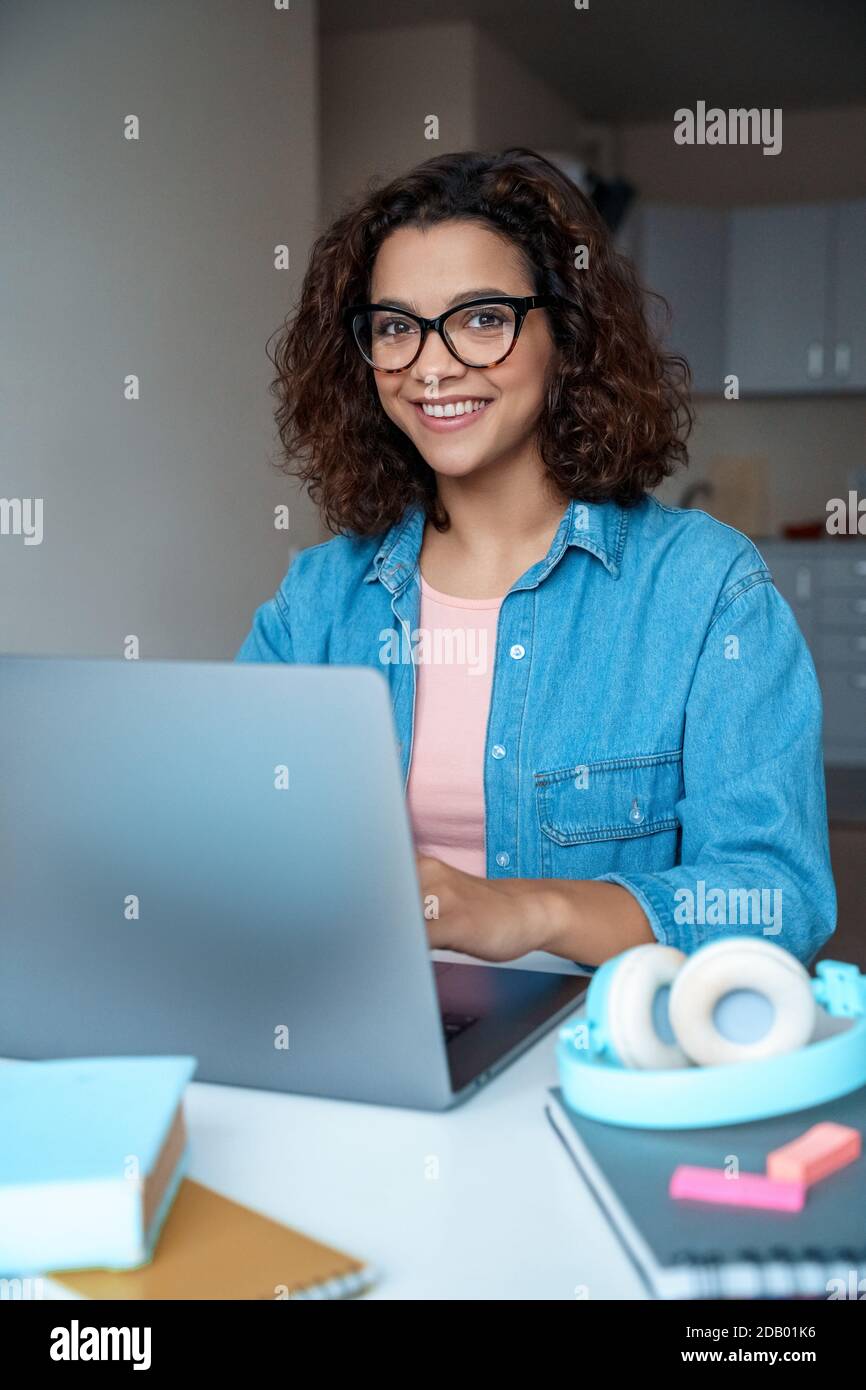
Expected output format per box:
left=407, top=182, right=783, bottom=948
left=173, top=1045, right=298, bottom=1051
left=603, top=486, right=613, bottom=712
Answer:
left=726, top=205, right=831, bottom=394
left=760, top=543, right=866, bottom=765
left=634, top=204, right=727, bottom=396
left=831, top=200, right=866, bottom=391
left=760, top=542, right=817, bottom=650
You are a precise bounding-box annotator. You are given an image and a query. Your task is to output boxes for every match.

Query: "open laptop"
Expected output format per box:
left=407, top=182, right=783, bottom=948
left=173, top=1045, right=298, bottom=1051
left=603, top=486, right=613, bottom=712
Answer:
left=0, top=656, right=587, bottom=1109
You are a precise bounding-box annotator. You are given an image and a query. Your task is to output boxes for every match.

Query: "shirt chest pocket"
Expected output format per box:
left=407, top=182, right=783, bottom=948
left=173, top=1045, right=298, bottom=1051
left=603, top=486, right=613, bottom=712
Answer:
left=534, top=750, right=683, bottom=879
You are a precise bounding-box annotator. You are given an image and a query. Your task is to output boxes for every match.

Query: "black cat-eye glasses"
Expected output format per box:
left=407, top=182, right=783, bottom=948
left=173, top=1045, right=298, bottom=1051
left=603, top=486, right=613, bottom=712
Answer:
left=344, top=294, right=572, bottom=372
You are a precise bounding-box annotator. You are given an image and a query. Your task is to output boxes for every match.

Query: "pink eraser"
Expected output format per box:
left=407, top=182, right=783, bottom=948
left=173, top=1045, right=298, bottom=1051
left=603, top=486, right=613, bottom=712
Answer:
left=669, top=1165, right=805, bottom=1212
left=766, top=1123, right=861, bottom=1187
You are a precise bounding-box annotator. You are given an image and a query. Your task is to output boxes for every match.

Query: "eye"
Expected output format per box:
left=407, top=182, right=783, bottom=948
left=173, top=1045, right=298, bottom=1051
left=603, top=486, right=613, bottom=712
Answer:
left=470, top=309, right=507, bottom=329
left=372, top=314, right=418, bottom=339
left=453, top=305, right=510, bottom=332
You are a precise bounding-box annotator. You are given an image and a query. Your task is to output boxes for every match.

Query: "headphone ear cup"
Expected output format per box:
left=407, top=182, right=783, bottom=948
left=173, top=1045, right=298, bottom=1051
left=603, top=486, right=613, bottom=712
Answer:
left=597, top=943, right=690, bottom=1070
left=668, top=937, right=816, bottom=1067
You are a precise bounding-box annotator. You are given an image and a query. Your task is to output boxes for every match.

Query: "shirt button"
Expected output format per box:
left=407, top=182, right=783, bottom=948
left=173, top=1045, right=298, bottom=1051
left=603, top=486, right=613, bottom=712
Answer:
left=509, top=644, right=526, bottom=660
left=491, top=744, right=506, bottom=760
left=495, top=851, right=510, bottom=868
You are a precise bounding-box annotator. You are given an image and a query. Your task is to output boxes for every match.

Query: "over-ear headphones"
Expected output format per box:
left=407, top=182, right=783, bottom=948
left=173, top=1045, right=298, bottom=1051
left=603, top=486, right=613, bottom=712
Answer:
left=586, top=937, right=817, bottom=1070
left=558, top=940, right=866, bottom=1129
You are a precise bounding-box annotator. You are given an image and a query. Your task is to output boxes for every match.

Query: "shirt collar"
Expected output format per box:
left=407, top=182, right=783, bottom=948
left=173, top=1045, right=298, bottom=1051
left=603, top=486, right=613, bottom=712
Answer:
left=364, top=497, right=628, bottom=593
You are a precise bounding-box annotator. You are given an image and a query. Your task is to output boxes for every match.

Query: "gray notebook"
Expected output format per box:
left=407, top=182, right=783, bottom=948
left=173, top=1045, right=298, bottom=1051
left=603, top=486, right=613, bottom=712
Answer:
left=547, top=1085, right=866, bottom=1299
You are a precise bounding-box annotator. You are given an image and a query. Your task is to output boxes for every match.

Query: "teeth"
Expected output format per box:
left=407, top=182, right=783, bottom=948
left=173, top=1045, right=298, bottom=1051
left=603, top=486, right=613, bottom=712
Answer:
left=420, top=399, right=490, bottom=418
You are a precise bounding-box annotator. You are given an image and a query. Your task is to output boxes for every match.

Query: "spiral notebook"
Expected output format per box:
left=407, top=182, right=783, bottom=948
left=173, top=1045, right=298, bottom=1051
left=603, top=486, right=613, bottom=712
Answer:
left=546, top=1085, right=866, bottom=1300
left=53, top=1179, right=376, bottom=1301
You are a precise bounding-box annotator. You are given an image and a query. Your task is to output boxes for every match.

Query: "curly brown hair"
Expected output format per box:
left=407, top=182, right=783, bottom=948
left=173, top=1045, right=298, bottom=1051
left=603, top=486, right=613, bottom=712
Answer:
left=267, top=147, right=692, bottom=536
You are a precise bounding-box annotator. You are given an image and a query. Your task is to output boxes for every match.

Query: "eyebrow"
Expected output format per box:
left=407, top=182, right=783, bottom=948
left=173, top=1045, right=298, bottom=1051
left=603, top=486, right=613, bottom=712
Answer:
left=371, top=287, right=516, bottom=312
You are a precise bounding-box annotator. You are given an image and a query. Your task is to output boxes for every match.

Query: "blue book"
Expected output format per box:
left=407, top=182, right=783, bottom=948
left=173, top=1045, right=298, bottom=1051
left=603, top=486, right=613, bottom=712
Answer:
left=0, top=1055, right=196, bottom=1274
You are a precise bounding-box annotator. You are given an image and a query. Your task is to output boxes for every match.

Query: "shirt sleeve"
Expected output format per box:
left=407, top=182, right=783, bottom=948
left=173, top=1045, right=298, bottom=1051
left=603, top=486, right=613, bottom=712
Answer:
left=596, top=574, right=836, bottom=966
left=235, top=565, right=295, bottom=663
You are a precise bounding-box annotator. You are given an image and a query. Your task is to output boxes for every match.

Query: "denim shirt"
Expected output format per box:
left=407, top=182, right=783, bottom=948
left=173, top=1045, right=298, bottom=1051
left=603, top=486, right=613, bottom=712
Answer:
left=236, top=495, right=836, bottom=966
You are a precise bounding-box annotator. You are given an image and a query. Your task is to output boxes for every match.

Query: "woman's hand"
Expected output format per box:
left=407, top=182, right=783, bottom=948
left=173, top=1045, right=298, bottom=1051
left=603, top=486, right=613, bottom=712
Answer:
left=416, top=854, right=556, bottom=962
left=416, top=854, right=655, bottom=965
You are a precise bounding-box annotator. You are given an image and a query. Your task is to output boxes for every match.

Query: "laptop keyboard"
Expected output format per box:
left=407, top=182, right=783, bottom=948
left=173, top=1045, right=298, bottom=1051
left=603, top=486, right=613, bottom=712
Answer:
left=441, top=1011, right=480, bottom=1045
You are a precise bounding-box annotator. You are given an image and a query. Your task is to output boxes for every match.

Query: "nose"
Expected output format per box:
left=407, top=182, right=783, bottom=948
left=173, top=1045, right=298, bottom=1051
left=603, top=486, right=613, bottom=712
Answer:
left=410, top=327, right=466, bottom=386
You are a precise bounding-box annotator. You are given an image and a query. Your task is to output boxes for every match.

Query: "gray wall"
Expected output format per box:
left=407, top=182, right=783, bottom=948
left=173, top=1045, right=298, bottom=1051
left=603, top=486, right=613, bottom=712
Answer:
left=619, top=104, right=866, bottom=205
left=320, top=19, right=587, bottom=223
left=0, top=0, right=320, bottom=659
left=321, top=21, right=476, bottom=223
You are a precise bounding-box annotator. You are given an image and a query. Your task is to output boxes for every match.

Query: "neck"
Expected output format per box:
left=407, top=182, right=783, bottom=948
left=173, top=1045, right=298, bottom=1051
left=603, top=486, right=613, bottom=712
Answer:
left=420, top=450, right=569, bottom=599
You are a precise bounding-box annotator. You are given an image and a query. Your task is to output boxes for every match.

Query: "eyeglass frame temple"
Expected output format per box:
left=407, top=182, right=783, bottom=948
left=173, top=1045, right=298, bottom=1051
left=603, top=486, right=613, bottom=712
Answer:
left=342, top=294, right=568, bottom=372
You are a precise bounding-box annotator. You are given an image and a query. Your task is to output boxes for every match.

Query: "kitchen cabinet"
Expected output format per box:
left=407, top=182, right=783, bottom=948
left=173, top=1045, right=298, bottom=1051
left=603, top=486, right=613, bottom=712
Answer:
left=726, top=204, right=830, bottom=394
left=630, top=198, right=866, bottom=397
left=631, top=205, right=726, bottom=394
left=757, top=541, right=817, bottom=648
left=759, top=541, right=866, bottom=766
left=833, top=200, right=866, bottom=390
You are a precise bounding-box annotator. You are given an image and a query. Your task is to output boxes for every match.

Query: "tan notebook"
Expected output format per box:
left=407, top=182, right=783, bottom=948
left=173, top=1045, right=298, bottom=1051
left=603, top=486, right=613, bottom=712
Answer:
left=53, top=1179, right=375, bottom=1300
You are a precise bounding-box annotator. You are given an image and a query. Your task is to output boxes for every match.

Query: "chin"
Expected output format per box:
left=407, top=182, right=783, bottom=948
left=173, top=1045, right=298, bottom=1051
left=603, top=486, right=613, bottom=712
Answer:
left=420, top=443, right=505, bottom=479
left=426, top=455, right=488, bottom=479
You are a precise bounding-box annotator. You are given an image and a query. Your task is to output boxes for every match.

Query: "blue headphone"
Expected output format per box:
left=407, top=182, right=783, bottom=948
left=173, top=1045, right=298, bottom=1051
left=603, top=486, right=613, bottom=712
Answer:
left=557, top=938, right=866, bottom=1128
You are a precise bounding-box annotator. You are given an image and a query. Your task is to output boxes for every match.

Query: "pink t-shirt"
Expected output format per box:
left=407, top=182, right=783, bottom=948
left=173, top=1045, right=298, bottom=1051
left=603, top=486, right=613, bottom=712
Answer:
left=406, top=575, right=504, bottom=877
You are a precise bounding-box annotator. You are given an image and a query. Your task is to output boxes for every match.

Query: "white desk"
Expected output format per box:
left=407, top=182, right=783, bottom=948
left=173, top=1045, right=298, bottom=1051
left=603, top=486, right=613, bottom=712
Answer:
left=19, top=950, right=645, bottom=1301
left=38, top=1013, right=645, bottom=1302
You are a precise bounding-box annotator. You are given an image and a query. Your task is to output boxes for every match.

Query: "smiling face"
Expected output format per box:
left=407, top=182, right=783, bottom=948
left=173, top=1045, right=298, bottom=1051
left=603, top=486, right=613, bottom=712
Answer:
left=368, top=220, right=559, bottom=483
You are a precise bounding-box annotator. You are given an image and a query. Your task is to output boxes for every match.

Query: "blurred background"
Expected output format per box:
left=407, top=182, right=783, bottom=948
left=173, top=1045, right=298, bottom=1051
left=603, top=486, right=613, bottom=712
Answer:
left=2, top=0, right=865, bottom=955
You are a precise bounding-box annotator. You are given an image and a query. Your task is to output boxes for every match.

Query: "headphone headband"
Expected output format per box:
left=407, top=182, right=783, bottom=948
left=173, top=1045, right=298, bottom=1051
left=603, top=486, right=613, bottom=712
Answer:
left=559, top=959, right=866, bottom=1130
left=812, top=960, right=866, bottom=1019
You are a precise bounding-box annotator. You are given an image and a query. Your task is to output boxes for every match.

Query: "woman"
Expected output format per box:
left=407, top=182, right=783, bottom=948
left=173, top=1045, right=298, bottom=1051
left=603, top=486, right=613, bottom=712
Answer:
left=237, top=147, right=835, bottom=969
